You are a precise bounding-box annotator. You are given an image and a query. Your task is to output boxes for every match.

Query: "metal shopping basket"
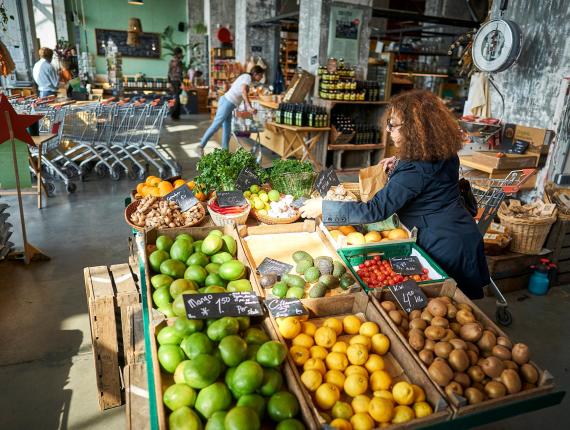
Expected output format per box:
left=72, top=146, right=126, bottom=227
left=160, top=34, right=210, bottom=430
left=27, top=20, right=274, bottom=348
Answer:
left=231, top=103, right=270, bottom=163
left=462, top=168, right=536, bottom=326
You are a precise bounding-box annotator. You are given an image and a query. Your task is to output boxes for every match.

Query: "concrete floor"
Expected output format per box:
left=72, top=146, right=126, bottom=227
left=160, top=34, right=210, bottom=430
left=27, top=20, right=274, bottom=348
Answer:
left=0, top=116, right=568, bottom=429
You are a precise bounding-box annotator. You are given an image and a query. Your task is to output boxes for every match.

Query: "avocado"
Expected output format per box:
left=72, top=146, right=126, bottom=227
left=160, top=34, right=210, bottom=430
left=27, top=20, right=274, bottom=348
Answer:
left=304, top=267, right=320, bottom=283
left=309, top=283, right=327, bottom=298
left=340, top=273, right=356, bottom=290
left=332, top=260, right=346, bottom=278
left=292, top=251, right=312, bottom=263
left=285, top=274, right=306, bottom=289
left=296, top=259, right=313, bottom=275
left=319, top=274, right=339, bottom=289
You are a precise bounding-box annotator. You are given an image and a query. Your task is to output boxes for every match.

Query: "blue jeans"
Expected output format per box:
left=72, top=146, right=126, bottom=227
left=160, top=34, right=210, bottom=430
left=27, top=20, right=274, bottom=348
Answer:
left=39, top=90, right=57, bottom=98
left=199, top=96, right=235, bottom=150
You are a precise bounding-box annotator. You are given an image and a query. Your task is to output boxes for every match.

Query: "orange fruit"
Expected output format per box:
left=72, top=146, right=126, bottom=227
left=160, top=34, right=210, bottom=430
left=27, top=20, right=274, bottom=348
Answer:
left=364, top=231, right=382, bottom=243
left=173, top=179, right=186, bottom=189
left=359, top=322, right=380, bottom=338
left=141, top=185, right=153, bottom=197
left=278, top=317, right=302, bottom=339
left=414, top=401, right=433, bottom=418
left=368, top=397, right=394, bottom=424
left=345, top=365, right=368, bottom=378
left=350, top=412, right=375, bottom=430
left=347, top=344, right=368, bottom=365
left=330, top=418, right=352, bottom=430
left=370, top=370, right=392, bottom=391
left=290, top=345, right=310, bottom=366
left=303, top=358, right=327, bottom=376
left=186, top=180, right=196, bottom=190
left=315, top=383, right=341, bottom=410
left=323, top=318, right=343, bottom=336
left=149, top=187, right=161, bottom=197
left=351, top=395, right=371, bottom=414
left=314, top=326, right=337, bottom=348
left=392, top=405, right=415, bottom=424
left=136, top=183, right=145, bottom=194
left=292, top=333, right=314, bottom=349
left=302, top=321, right=317, bottom=337
left=330, top=230, right=344, bottom=241
left=349, top=335, right=372, bottom=351
left=338, top=225, right=357, bottom=235
left=326, top=352, right=349, bottom=371
left=344, top=373, right=368, bottom=397
left=342, top=315, right=362, bottom=335
left=387, top=228, right=408, bottom=240
left=364, top=354, right=385, bottom=373
left=146, top=176, right=160, bottom=186
left=346, top=232, right=366, bottom=245
left=332, top=341, right=348, bottom=354
left=380, top=230, right=391, bottom=238
left=310, top=345, right=328, bottom=360
left=412, top=384, right=426, bottom=402
left=371, top=334, right=390, bottom=356
left=325, top=369, right=346, bottom=391
left=195, top=191, right=207, bottom=201
left=300, top=369, right=322, bottom=392
left=158, top=181, right=174, bottom=196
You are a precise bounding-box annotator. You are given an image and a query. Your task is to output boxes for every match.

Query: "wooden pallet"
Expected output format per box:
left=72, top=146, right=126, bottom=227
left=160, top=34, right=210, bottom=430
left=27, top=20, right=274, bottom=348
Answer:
left=124, top=362, right=150, bottom=430
left=84, top=264, right=141, bottom=410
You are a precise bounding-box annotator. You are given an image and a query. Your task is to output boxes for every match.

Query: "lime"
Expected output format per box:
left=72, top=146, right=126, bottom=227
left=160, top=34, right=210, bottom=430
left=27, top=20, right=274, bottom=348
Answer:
left=169, top=406, right=202, bottom=430
left=258, top=368, right=283, bottom=397
left=176, top=233, right=194, bottom=243
left=256, top=341, right=287, bottom=368
left=232, top=360, right=264, bottom=395
left=276, top=419, right=305, bottom=430
left=170, top=279, right=198, bottom=299
left=268, top=190, right=281, bottom=202
left=156, top=235, right=174, bottom=252
left=151, top=274, right=173, bottom=289
left=158, top=344, right=185, bottom=373
left=236, top=316, right=250, bottom=331
left=160, top=259, right=187, bottom=279
left=158, top=304, right=175, bottom=318
left=206, top=411, right=227, bottom=430
left=163, top=383, right=196, bottom=411
left=205, top=263, right=220, bottom=274
left=218, top=335, right=248, bottom=367
left=157, top=326, right=183, bottom=346
left=195, top=381, right=232, bottom=418
left=250, top=185, right=260, bottom=194
left=272, top=281, right=288, bottom=298
left=237, top=394, right=266, bottom=418
left=173, top=317, right=203, bottom=337
left=170, top=240, right=194, bottom=262
left=244, top=328, right=269, bottom=345
left=208, top=229, right=223, bottom=237
left=183, top=354, right=222, bottom=389
left=181, top=332, right=213, bottom=359
left=153, top=286, right=172, bottom=308
left=149, top=250, right=170, bottom=273
left=186, top=252, right=210, bottom=267
left=205, top=273, right=227, bottom=288
left=184, top=265, right=208, bottom=285
left=286, top=286, right=305, bottom=300
left=267, top=391, right=300, bottom=422
left=225, top=406, right=260, bottom=430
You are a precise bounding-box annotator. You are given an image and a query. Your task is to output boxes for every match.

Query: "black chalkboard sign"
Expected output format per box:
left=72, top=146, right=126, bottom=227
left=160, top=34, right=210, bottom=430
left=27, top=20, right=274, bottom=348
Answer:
left=390, top=256, right=423, bottom=275
left=95, top=29, right=161, bottom=59
left=508, top=139, right=530, bottom=154
left=291, top=197, right=308, bottom=209
left=315, top=167, right=340, bottom=196
left=257, top=257, right=293, bottom=277
left=235, top=167, right=260, bottom=191
left=388, top=280, right=428, bottom=313
left=265, top=298, right=308, bottom=317
left=183, top=292, right=263, bottom=319
left=165, top=186, right=198, bottom=212
left=217, top=191, right=247, bottom=208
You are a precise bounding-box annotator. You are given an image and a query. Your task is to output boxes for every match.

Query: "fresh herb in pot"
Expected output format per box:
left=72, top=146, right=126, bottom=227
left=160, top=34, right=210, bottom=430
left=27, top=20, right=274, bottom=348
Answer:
left=269, top=159, right=315, bottom=198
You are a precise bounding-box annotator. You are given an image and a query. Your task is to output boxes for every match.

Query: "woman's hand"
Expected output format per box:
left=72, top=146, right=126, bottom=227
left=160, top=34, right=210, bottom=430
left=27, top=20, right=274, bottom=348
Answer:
left=300, top=198, right=323, bottom=219
left=379, top=156, right=396, bottom=172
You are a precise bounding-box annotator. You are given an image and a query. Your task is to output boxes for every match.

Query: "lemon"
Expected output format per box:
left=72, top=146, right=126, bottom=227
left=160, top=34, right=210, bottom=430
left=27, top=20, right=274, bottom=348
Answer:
left=300, top=369, right=322, bottom=392
left=392, top=405, right=415, bottom=424
left=351, top=395, right=371, bottom=414
left=350, top=412, right=375, bottom=430
left=302, top=321, right=317, bottom=337
left=373, top=390, right=394, bottom=402
left=325, top=370, right=346, bottom=391
left=323, top=317, right=343, bottom=335
left=330, top=418, right=352, bottom=430
left=345, top=365, right=368, bottom=378
left=332, top=341, right=348, bottom=354
left=392, top=381, right=415, bottom=406
left=344, top=373, right=368, bottom=397
left=254, top=199, right=265, bottom=210
left=332, top=401, right=354, bottom=420
left=413, top=401, right=433, bottom=418
left=326, top=352, right=349, bottom=372
left=412, top=384, right=426, bottom=402
left=243, top=191, right=252, bottom=198
left=303, top=358, right=327, bottom=376
left=349, top=335, right=372, bottom=351
left=368, top=397, right=394, bottom=424
left=364, top=354, right=385, bottom=373
left=359, top=321, right=380, bottom=338
left=370, top=370, right=392, bottom=391
left=314, top=326, right=337, bottom=348
left=278, top=317, right=302, bottom=339
left=310, top=345, right=328, bottom=360
left=371, top=333, right=390, bottom=356
left=343, top=315, right=362, bottom=335
left=289, top=345, right=310, bottom=366
left=315, top=383, right=340, bottom=410
left=259, top=192, right=269, bottom=202
left=347, top=343, right=369, bottom=365
left=249, top=185, right=260, bottom=194
left=292, top=333, right=315, bottom=349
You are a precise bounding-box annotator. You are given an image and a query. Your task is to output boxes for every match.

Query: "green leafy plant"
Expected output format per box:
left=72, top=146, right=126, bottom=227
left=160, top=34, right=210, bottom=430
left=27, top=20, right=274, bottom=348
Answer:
left=195, top=148, right=269, bottom=192
left=269, top=160, right=315, bottom=198
left=161, top=22, right=207, bottom=70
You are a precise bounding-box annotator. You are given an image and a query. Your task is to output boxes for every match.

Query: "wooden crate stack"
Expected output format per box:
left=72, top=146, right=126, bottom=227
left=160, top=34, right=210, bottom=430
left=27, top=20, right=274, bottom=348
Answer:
left=84, top=263, right=140, bottom=410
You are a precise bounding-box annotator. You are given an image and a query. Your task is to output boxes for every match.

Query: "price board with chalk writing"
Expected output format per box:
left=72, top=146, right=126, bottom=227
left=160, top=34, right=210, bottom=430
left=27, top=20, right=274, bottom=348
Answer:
left=183, top=292, right=263, bottom=319
left=165, top=186, right=199, bottom=212
left=257, top=257, right=293, bottom=277
left=264, top=298, right=308, bottom=318
left=217, top=190, right=247, bottom=208
left=390, top=256, right=423, bottom=275
left=388, top=280, right=428, bottom=313
left=315, top=167, right=340, bottom=196
left=235, top=166, right=260, bottom=191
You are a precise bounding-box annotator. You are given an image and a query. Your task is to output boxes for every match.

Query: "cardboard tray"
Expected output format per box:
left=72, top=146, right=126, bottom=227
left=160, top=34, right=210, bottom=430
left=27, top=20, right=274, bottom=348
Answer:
left=470, top=151, right=538, bottom=170
left=148, top=316, right=318, bottom=430
left=143, top=225, right=264, bottom=317
left=236, top=220, right=360, bottom=299
left=266, top=292, right=452, bottom=428
left=319, top=220, right=417, bottom=250
left=369, top=279, right=555, bottom=417
left=337, top=242, right=448, bottom=292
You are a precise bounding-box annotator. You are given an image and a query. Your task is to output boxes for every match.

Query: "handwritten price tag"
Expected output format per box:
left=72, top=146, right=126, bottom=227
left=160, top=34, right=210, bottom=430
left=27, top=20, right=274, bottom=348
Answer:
left=264, top=298, right=308, bottom=317
left=183, top=292, right=263, bottom=319
left=388, top=280, right=428, bottom=313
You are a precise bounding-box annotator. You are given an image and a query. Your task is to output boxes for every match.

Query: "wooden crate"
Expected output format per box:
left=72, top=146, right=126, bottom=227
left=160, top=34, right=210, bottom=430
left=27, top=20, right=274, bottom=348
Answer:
left=148, top=316, right=316, bottom=430
left=125, top=304, right=145, bottom=365
left=124, top=362, right=150, bottom=430
left=485, top=252, right=543, bottom=293
left=267, top=292, right=452, bottom=428
left=471, top=151, right=538, bottom=170
left=84, top=264, right=141, bottom=410
left=544, top=215, right=570, bottom=284
left=369, top=279, right=555, bottom=417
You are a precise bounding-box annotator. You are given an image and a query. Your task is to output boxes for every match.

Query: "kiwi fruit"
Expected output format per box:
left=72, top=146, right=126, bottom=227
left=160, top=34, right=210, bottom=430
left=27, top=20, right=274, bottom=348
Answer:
left=428, top=359, right=454, bottom=386
left=425, top=326, right=446, bottom=341
left=448, top=349, right=470, bottom=372
left=427, top=299, right=448, bottom=317
left=467, top=350, right=479, bottom=366
left=465, top=387, right=485, bottom=405
left=449, top=339, right=467, bottom=350
left=454, top=372, right=471, bottom=389
left=442, top=329, right=456, bottom=342
left=409, top=318, right=427, bottom=331
left=477, top=330, right=497, bottom=352
left=500, top=369, right=522, bottom=394
left=389, top=310, right=402, bottom=325
left=497, top=336, right=513, bottom=349
left=409, top=309, right=422, bottom=320
left=409, top=329, right=425, bottom=351
left=456, top=309, right=476, bottom=325
left=434, top=341, right=453, bottom=359
left=446, top=303, right=458, bottom=319
left=439, top=296, right=452, bottom=304
left=450, top=322, right=462, bottom=335
left=431, top=316, right=449, bottom=328
left=467, top=365, right=485, bottom=382
left=424, top=339, right=436, bottom=351
left=485, top=381, right=507, bottom=399
left=457, top=303, right=472, bottom=312
left=445, top=381, right=464, bottom=398
left=511, top=343, right=530, bottom=365
left=523, top=382, right=537, bottom=391
left=421, top=309, right=434, bottom=323
left=459, top=323, right=483, bottom=342
left=503, top=360, right=519, bottom=371
left=419, top=349, right=434, bottom=365
left=520, top=363, right=539, bottom=384
left=492, top=345, right=512, bottom=361
left=480, top=356, right=505, bottom=379
left=381, top=300, right=397, bottom=312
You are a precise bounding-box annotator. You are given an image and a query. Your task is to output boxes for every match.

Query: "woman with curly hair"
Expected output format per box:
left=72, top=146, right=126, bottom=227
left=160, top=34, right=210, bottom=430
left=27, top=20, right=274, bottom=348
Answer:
left=301, top=90, right=489, bottom=299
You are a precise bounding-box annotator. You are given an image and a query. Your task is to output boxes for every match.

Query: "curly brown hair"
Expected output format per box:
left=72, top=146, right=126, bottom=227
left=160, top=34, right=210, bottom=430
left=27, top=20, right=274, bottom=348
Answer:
left=387, top=90, right=462, bottom=161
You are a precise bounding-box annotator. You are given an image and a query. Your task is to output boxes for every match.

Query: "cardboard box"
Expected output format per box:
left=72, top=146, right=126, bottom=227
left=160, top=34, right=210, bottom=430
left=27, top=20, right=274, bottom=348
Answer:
left=501, top=124, right=555, bottom=155
left=282, top=70, right=315, bottom=103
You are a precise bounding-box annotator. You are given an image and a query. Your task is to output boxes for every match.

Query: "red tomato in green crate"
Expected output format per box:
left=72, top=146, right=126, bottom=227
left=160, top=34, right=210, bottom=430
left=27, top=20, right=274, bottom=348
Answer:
left=356, top=256, right=430, bottom=288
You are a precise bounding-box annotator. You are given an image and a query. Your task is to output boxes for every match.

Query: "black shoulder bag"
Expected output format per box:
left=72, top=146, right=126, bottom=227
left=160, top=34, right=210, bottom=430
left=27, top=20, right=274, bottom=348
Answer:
left=459, top=178, right=478, bottom=217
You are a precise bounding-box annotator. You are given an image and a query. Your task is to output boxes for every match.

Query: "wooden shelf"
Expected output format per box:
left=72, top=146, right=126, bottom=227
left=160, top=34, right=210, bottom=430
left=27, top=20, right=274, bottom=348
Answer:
left=315, top=98, right=388, bottom=105
left=392, top=72, right=449, bottom=78
left=329, top=143, right=384, bottom=151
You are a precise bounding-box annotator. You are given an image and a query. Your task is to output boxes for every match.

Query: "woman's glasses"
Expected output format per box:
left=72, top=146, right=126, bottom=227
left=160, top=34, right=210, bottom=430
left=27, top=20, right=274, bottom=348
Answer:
left=386, top=120, right=403, bottom=132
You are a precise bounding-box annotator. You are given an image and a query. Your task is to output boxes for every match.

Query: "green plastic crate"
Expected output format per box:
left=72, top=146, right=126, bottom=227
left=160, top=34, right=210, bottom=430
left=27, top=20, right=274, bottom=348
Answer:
left=338, top=242, right=448, bottom=292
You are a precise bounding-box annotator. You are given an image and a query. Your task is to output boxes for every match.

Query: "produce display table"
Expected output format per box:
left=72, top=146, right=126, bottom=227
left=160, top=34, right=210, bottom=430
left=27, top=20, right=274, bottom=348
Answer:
left=264, top=121, right=330, bottom=168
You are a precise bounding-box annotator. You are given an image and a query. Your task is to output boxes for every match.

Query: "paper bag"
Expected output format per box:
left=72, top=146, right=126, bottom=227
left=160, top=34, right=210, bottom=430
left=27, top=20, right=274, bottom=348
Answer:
left=359, top=163, right=388, bottom=202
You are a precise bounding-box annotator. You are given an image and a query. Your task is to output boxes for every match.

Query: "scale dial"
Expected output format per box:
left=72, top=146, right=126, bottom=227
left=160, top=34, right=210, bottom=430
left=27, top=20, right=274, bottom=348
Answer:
left=472, top=19, right=522, bottom=72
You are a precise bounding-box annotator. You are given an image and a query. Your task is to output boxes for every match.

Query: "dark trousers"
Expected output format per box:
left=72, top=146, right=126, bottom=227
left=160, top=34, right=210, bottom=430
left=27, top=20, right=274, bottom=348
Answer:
left=170, top=81, right=181, bottom=119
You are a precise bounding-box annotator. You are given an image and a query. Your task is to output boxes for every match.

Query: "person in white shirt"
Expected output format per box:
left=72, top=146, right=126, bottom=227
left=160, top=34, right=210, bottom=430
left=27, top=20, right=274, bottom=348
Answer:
left=32, top=47, right=59, bottom=98
left=198, top=65, right=265, bottom=154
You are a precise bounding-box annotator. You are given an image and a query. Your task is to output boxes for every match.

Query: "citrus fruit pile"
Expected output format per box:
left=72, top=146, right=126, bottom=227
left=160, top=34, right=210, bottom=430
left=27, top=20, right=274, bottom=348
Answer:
left=135, top=176, right=191, bottom=198
left=355, top=255, right=431, bottom=289
left=149, top=230, right=254, bottom=316
left=329, top=226, right=409, bottom=246
left=157, top=315, right=305, bottom=430
left=278, top=315, right=434, bottom=429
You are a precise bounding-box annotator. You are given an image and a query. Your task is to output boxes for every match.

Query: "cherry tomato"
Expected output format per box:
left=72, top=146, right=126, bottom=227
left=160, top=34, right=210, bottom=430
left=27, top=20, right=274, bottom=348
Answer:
left=359, top=263, right=366, bottom=269
left=373, top=255, right=381, bottom=262
left=421, top=275, right=428, bottom=281
left=422, top=268, right=429, bottom=274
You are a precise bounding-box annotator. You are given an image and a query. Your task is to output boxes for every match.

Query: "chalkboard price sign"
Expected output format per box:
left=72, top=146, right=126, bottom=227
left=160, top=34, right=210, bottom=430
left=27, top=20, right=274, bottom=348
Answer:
left=315, top=167, right=340, bottom=196
left=257, top=257, right=293, bottom=277
left=165, top=186, right=199, bottom=212
left=217, top=191, right=247, bottom=208
left=183, top=292, right=263, bottom=319
left=390, top=256, right=423, bottom=275
left=265, top=298, right=309, bottom=317
left=388, top=280, right=428, bottom=313
left=235, top=167, right=260, bottom=191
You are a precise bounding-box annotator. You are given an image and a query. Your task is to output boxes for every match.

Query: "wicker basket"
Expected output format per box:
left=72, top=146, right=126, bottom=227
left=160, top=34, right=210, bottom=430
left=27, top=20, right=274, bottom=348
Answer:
left=125, top=199, right=206, bottom=231
left=251, top=209, right=301, bottom=225
left=207, top=198, right=251, bottom=226
left=498, top=209, right=557, bottom=255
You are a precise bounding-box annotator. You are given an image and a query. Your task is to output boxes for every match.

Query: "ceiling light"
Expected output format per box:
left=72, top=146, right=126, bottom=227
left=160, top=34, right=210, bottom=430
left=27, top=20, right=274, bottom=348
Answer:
left=128, top=0, right=144, bottom=5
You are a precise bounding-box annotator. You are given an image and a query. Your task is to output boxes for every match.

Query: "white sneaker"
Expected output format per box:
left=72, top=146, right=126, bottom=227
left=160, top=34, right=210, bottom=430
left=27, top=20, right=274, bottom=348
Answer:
left=196, top=146, right=204, bottom=157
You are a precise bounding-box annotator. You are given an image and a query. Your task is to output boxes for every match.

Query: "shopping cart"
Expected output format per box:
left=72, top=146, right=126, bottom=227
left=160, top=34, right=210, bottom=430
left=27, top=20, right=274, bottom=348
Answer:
left=462, top=168, right=536, bottom=326
left=231, top=103, right=270, bottom=163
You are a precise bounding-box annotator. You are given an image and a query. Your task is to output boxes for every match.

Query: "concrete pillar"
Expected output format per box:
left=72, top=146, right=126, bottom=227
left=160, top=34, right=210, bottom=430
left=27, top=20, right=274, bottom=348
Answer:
left=298, top=0, right=372, bottom=77
left=235, top=0, right=277, bottom=82
left=205, top=0, right=236, bottom=50
left=52, top=0, right=69, bottom=42
left=187, top=0, right=207, bottom=76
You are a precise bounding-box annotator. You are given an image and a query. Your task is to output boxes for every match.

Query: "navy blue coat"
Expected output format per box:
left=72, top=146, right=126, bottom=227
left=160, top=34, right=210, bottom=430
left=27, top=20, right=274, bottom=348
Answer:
left=323, top=156, right=489, bottom=299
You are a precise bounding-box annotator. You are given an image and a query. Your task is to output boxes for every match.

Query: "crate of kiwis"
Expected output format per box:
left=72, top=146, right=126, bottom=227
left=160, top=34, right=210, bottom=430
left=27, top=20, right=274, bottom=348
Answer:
left=369, top=279, right=555, bottom=417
